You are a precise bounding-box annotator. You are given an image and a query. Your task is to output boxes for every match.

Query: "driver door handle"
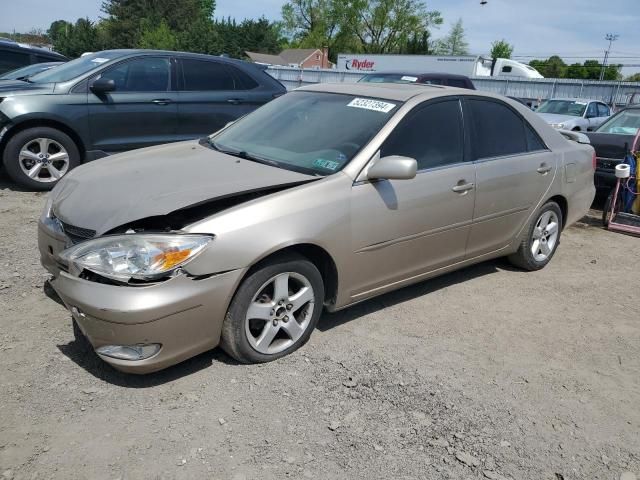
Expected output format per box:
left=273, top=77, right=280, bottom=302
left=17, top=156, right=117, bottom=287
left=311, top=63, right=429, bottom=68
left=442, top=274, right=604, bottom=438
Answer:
left=537, top=164, right=552, bottom=174
left=227, top=98, right=244, bottom=105
left=152, top=99, right=172, bottom=105
left=452, top=182, right=475, bottom=193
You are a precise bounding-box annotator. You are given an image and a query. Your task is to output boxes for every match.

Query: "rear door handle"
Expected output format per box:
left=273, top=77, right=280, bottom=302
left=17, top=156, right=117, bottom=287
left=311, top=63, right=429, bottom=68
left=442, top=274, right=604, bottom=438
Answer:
left=227, top=98, right=244, bottom=105
left=537, top=164, right=552, bottom=174
left=452, top=182, right=475, bottom=193
left=152, top=99, right=172, bottom=105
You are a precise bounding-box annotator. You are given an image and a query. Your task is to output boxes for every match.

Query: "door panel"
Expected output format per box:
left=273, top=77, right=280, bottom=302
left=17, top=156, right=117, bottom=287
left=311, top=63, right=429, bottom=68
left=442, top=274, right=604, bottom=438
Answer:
left=350, top=165, right=476, bottom=296
left=466, top=151, right=556, bottom=257
left=463, top=97, right=557, bottom=257
left=88, top=56, right=179, bottom=153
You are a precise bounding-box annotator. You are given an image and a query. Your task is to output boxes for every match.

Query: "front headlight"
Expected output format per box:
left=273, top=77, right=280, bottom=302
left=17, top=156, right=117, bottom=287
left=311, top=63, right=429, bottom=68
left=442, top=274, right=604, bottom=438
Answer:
left=59, top=234, right=213, bottom=282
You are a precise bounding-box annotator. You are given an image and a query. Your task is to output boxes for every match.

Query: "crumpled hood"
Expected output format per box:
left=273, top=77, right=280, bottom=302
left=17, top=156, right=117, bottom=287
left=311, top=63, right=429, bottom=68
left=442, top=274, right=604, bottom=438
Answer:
left=52, top=140, right=316, bottom=235
left=537, top=113, right=580, bottom=125
left=0, top=80, right=55, bottom=96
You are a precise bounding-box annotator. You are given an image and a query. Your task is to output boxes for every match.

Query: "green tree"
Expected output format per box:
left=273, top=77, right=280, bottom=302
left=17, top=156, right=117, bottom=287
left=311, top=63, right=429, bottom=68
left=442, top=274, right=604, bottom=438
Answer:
left=101, top=0, right=204, bottom=48
left=529, top=56, right=566, bottom=78
left=565, top=63, right=586, bottom=79
left=49, top=18, right=103, bottom=57
left=177, top=17, right=221, bottom=54
left=434, top=18, right=468, bottom=55
left=281, top=0, right=350, bottom=51
left=626, top=72, right=640, bottom=82
left=490, top=39, right=513, bottom=60
left=347, top=0, right=442, bottom=54
left=139, top=19, right=177, bottom=50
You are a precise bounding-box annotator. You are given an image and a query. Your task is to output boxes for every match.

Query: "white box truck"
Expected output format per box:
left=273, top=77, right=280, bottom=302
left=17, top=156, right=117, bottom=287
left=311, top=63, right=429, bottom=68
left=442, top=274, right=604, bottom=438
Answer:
left=337, top=54, right=544, bottom=79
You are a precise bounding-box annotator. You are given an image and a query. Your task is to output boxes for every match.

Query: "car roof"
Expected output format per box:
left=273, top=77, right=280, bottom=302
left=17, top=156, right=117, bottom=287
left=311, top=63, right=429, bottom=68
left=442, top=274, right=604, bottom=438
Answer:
left=363, top=71, right=471, bottom=80
left=98, top=49, right=256, bottom=67
left=0, top=39, right=67, bottom=60
left=297, top=82, right=450, bottom=102
left=547, top=98, right=603, bottom=103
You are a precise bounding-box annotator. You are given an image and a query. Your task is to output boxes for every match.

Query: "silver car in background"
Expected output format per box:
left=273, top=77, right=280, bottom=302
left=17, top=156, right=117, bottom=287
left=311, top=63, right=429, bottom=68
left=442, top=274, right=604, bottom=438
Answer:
left=38, top=83, right=596, bottom=373
left=537, top=98, right=611, bottom=131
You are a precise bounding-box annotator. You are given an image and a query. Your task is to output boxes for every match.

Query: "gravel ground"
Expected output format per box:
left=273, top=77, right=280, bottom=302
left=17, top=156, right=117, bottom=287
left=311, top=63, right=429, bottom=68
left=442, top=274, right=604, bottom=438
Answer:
left=0, top=177, right=639, bottom=480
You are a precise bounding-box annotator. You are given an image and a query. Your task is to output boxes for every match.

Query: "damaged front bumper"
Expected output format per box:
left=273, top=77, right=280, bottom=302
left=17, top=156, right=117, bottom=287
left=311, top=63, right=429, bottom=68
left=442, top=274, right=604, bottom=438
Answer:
left=38, top=219, right=245, bottom=374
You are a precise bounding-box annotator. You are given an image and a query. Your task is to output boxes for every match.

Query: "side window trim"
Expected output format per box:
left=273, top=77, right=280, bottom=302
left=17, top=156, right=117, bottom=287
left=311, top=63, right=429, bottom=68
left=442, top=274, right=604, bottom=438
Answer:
left=462, top=96, right=550, bottom=162
left=92, top=55, right=173, bottom=93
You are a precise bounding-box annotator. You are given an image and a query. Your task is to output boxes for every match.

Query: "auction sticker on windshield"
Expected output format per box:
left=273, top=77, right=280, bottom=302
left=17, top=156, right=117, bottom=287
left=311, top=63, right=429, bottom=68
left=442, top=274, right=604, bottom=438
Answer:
left=347, top=98, right=396, bottom=113
left=91, top=58, right=111, bottom=64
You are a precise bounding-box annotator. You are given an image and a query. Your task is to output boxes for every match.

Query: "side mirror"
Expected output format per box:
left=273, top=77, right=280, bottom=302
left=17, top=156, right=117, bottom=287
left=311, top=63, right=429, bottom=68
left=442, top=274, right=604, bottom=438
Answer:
left=90, top=77, right=116, bottom=94
left=367, top=155, right=417, bottom=181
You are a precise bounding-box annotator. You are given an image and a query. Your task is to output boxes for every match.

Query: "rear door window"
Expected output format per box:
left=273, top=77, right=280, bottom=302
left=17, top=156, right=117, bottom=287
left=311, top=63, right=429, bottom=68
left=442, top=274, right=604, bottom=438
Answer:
left=382, top=99, right=464, bottom=170
left=181, top=59, right=236, bottom=91
left=466, top=98, right=528, bottom=159
left=228, top=65, right=259, bottom=90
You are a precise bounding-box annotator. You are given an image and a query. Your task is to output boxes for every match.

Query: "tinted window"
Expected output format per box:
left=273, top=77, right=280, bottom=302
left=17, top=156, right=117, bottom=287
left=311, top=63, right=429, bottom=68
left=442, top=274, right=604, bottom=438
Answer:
left=228, top=65, right=259, bottom=90
left=597, top=103, right=610, bottom=117
left=525, top=124, right=546, bottom=152
left=586, top=103, right=598, bottom=118
left=0, top=50, right=30, bottom=73
left=100, top=57, right=170, bottom=92
left=182, top=59, right=235, bottom=91
left=502, top=66, right=513, bottom=73
left=467, top=99, right=527, bottom=159
left=448, top=79, right=469, bottom=88
left=382, top=100, right=464, bottom=170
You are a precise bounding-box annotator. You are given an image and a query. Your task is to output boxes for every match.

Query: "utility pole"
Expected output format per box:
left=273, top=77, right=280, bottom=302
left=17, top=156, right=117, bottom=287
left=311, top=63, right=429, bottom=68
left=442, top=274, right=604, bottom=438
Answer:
left=599, top=33, right=619, bottom=81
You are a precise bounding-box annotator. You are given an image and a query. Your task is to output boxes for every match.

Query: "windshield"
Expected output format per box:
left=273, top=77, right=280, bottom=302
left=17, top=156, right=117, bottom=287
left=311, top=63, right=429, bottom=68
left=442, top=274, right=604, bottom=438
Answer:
left=0, top=62, right=60, bottom=80
left=596, top=109, right=640, bottom=135
left=360, top=73, right=418, bottom=84
left=28, top=52, right=124, bottom=83
left=537, top=100, right=587, bottom=117
left=211, top=91, right=400, bottom=176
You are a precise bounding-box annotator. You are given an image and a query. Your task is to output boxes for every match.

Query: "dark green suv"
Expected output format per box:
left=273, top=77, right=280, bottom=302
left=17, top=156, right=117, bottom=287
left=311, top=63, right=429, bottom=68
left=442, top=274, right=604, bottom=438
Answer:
left=0, top=50, right=286, bottom=189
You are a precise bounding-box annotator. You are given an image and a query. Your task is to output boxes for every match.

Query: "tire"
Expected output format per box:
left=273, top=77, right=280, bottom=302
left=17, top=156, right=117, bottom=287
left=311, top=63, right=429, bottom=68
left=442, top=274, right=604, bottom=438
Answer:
left=221, top=253, right=324, bottom=364
left=3, top=127, right=81, bottom=190
left=508, top=201, right=563, bottom=271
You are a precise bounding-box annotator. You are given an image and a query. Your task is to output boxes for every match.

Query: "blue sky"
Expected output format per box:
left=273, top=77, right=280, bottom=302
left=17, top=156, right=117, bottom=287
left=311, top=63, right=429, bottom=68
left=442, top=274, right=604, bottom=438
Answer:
left=1, top=0, right=639, bottom=74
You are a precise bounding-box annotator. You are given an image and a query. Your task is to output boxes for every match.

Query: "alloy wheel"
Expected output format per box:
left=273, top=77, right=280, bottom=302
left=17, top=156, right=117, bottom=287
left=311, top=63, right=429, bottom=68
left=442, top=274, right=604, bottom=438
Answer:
left=18, top=137, right=70, bottom=183
left=531, top=210, right=559, bottom=262
left=245, top=272, right=315, bottom=355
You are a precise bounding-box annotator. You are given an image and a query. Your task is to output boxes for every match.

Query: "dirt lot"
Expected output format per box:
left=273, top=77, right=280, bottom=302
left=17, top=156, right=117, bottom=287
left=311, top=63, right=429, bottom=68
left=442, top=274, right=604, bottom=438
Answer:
left=0, top=177, right=638, bottom=480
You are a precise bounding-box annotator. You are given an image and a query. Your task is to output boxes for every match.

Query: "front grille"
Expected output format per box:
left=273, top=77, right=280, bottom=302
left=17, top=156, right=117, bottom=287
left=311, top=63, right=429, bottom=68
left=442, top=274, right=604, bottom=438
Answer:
left=58, top=221, right=96, bottom=245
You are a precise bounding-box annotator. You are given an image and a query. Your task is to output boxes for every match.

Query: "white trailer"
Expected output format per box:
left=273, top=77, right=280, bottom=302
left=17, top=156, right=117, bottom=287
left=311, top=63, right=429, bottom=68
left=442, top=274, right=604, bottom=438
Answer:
left=337, top=54, right=544, bottom=79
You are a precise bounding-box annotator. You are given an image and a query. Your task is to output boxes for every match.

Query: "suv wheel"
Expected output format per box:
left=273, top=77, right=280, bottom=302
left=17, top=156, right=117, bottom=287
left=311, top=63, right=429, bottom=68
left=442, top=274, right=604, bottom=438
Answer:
left=3, top=127, right=80, bottom=190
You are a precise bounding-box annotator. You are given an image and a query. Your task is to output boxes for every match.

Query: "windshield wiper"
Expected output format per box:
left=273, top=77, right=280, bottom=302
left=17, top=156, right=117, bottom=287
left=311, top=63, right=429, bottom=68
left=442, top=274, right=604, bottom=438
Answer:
left=209, top=140, right=280, bottom=168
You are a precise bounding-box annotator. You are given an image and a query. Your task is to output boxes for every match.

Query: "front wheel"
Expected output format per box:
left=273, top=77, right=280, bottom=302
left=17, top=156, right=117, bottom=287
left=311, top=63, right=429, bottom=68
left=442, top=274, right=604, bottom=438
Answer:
left=221, top=254, right=324, bottom=363
left=508, top=201, right=563, bottom=271
left=2, top=127, right=80, bottom=190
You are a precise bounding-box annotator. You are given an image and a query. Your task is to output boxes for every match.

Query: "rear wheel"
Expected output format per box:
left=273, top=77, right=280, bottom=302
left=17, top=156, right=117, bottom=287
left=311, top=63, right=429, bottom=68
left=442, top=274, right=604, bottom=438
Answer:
left=221, top=254, right=324, bottom=363
left=508, top=201, right=563, bottom=271
left=3, top=127, right=80, bottom=190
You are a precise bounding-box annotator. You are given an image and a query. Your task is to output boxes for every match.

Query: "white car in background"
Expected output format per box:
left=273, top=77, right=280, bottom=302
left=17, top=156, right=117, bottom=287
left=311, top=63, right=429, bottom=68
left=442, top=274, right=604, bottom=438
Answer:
left=536, top=98, right=611, bottom=131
